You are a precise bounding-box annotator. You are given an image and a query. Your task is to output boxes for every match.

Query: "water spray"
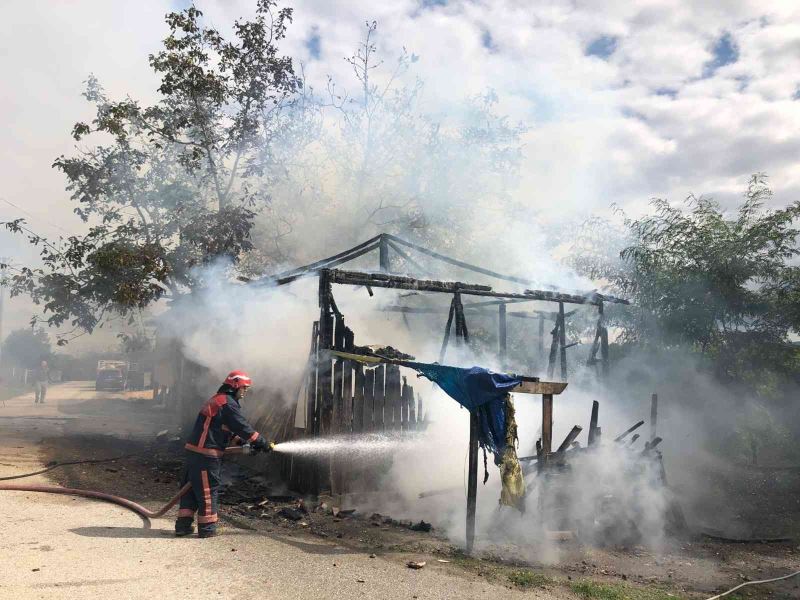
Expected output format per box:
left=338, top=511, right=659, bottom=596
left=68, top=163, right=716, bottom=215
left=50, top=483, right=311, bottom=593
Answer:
left=270, top=433, right=420, bottom=459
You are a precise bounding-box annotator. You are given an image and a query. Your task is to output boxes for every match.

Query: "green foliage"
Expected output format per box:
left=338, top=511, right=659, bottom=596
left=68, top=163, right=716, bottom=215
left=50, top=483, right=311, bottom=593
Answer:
left=572, top=175, right=800, bottom=393
left=117, top=332, right=154, bottom=356
left=2, top=328, right=52, bottom=368
left=2, top=2, right=297, bottom=343
left=507, top=569, right=552, bottom=588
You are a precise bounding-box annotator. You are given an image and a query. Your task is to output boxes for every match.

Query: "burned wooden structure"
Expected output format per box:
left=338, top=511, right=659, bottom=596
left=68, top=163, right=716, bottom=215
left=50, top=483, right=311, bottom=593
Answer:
left=248, top=233, right=632, bottom=550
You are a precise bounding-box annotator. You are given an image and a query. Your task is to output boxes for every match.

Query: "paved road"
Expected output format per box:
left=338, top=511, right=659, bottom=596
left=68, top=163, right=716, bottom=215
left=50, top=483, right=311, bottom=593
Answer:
left=0, top=383, right=561, bottom=600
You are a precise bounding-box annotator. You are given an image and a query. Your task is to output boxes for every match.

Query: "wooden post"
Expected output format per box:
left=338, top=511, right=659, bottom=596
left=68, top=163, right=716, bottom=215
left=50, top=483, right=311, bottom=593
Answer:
left=498, top=303, right=507, bottom=368
left=466, top=411, right=479, bottom=554
left=379, top=235, right=390, bottom=272
left=542, top=393, right=553, bottom=461
left=650, top=393, right=658, bottom=443
left=558, top=301, right=567, bottom=381
left=588, top=400, right=599, bottom=446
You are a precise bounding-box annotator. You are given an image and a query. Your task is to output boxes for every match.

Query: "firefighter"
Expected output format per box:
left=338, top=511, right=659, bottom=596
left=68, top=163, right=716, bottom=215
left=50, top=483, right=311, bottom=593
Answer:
left=175, top=370, right=270, bottom=538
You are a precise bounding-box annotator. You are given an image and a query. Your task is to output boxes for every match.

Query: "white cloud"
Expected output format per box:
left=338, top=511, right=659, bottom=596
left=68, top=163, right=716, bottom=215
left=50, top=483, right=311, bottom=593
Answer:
left=1, top=0, right=800, bottom=331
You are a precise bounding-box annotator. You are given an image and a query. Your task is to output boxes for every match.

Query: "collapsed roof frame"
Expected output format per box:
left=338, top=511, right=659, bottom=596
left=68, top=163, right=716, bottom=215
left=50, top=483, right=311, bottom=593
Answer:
left=254, top=233, right=628, bottom=378
left=273, top=235, right=628, bottom=554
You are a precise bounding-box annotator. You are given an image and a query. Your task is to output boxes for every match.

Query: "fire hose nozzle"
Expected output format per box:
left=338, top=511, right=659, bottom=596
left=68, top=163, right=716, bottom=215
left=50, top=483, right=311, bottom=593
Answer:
left=269, top=441, right=276, bottom=450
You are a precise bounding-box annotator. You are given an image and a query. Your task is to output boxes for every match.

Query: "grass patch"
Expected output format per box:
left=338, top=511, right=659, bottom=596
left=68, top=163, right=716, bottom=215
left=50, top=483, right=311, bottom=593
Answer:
left=570, top=580, right=682, bottom=600
left=508, top=570, right=552, bottom=589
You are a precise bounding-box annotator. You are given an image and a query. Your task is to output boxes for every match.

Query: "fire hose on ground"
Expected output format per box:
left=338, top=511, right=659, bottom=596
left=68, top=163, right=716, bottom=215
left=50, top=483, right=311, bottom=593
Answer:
left=0, top=443, right=272, bottom=525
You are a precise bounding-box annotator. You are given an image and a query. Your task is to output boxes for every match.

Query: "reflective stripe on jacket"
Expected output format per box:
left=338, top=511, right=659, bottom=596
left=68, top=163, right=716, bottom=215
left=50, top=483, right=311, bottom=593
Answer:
left=185, top=392, right=259, bottom=457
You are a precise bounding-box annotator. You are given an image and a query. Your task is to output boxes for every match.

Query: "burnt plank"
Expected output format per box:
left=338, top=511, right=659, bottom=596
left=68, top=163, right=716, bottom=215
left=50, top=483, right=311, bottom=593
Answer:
left=363, top=367, right=375, bottom=431
left=556, top=425, right=583, bottom=453
left=373, top=365, right=386, bottom=431
left=407, top=383, right=416, bottom=430
left=385, top=365, right=402, bottom=430
left=353, top=365, right=365, bottom=432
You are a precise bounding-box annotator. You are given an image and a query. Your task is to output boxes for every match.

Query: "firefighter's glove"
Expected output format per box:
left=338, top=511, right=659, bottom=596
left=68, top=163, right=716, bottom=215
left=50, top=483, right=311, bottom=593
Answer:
left=252, top=435, right=270, bottom=453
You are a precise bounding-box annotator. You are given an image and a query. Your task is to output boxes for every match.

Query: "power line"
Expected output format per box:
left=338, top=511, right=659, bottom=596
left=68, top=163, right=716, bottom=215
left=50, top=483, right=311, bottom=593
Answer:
left=0, top=197, right=77, bottom=236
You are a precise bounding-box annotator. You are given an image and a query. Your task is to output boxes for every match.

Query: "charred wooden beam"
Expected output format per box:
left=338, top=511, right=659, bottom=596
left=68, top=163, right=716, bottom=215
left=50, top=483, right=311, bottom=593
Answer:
left=587, top=400, right=600, bottom=447
left=513, top=381, right=567, bottom=395
left=325, top=268, right=614, bottom=306
left=556, top=425, right=583, bottom=453
left=614, top=420, right=645, bottom=443
left=259, top=236, right=382, bottom=287
left=642, top=436, right=663, bottom=454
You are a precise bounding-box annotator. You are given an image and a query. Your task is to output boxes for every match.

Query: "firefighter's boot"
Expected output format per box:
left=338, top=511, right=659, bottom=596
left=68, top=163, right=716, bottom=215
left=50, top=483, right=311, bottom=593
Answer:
left=174, top=517, right=195, bottom=537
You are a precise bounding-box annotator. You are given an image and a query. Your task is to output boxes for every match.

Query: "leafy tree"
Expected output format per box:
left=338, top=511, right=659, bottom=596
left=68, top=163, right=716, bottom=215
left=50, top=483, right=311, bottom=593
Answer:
left=245, top=21, right=526, bottom=273
left=2, top=328, right=52, bottom=369
left=2, top=1, right=298, bottom=343
left=118, top=331, right=154, bottom=355
left=572, top=175, right=800, bottom=391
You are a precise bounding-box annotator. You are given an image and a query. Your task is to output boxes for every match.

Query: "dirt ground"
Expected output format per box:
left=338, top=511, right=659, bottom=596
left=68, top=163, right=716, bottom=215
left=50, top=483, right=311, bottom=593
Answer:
left=2, top=382, right=799, bottom=599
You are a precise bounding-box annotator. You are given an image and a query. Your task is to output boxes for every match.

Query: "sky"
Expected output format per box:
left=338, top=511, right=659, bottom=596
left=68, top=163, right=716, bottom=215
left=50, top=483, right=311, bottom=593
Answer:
left=1, top=0, right=799, bottom=341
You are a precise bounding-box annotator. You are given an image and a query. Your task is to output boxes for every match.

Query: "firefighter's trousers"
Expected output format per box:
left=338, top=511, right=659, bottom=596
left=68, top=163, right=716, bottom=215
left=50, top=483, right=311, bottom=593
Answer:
left=177, top=451, right=222, bottom=533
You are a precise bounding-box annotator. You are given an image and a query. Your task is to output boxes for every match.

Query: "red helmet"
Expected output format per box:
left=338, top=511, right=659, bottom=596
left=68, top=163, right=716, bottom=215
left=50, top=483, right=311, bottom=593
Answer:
left=224, top=370, right=252, bottom=390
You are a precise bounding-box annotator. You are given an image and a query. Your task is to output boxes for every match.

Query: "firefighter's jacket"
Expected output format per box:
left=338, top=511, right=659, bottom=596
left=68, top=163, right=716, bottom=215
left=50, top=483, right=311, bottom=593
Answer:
left=184, top=392, right=259, bottom=458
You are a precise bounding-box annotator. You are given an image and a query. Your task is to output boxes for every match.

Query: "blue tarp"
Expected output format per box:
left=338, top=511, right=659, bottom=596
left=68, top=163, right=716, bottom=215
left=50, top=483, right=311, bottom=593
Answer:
left=412, top=365, right=521, bottom=456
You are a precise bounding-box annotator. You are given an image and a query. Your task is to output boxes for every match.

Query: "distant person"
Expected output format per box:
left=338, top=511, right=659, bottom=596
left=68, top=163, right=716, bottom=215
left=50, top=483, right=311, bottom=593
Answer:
left=175, top=370, right=272, bottom=538
left=33, top=360, right=49, bottom=404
